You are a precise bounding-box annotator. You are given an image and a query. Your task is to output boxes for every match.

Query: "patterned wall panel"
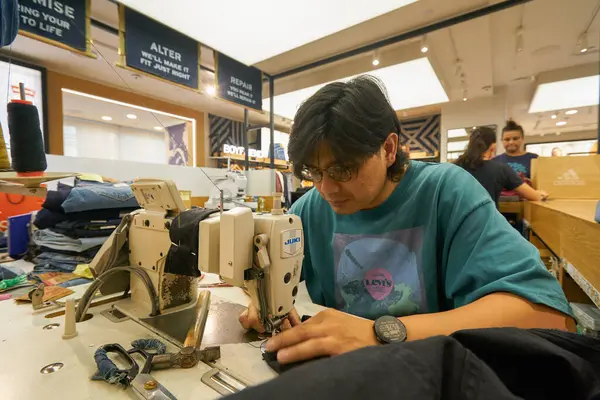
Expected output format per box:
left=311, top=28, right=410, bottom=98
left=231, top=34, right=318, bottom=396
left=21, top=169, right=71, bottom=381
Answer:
left=209, top=114, right=244, bottom=155
left=399, top=114, right=440, bottom=154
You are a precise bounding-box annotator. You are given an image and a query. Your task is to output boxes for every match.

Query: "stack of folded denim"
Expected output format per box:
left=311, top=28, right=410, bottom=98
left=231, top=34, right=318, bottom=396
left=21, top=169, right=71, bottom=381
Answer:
left=29, top=180, right=139, bottom=283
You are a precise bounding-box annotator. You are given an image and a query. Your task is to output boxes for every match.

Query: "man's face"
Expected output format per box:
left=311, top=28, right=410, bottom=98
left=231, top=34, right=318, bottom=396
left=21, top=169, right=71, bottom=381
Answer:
left=309, top=142, right=392, bottom=215
left=502, top=130, right=524, bottom=154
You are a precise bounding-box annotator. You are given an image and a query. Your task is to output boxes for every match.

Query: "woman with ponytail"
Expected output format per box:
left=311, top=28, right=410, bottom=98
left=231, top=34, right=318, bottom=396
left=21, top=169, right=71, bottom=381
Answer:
left=455, top=127, right=547, bottom=207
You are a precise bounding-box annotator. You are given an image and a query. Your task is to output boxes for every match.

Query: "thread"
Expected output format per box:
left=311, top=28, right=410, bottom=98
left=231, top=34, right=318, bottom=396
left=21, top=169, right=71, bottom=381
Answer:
left=0, top=121, right=10, bottom=170
left=7, top=101, right=47, bottom=174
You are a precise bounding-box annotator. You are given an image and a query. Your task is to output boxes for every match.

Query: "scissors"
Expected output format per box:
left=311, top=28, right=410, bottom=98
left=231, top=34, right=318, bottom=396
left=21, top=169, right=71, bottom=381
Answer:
left=92, top=339, right=177, bottom=399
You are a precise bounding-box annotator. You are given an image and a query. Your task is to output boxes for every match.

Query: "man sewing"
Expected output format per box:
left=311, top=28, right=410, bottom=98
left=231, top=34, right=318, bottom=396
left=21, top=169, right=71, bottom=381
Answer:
left=240, top=76, right=572, bottom=365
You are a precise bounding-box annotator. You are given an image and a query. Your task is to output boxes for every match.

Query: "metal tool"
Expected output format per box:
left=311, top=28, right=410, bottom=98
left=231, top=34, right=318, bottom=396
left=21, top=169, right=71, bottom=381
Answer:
left=92, top=341, right=177, bottom=399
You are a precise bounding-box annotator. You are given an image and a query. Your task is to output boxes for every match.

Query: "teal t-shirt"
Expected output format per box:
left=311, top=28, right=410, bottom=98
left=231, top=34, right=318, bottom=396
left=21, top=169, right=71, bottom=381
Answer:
left=290, top=161, right=571, bottom=320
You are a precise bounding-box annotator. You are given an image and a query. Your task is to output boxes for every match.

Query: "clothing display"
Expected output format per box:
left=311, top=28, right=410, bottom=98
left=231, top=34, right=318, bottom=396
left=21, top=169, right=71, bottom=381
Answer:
left=228, top=328, right=600, bottom=400
left=22, top=180, right=140, bottom=287
left=291, top=161, right=570, bottom=320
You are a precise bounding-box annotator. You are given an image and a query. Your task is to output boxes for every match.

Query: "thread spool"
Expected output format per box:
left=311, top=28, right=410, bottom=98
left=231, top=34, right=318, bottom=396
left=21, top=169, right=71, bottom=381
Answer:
left=0, top=121, right=11, bottom=170
left=7, top=83, right=47, bottom=176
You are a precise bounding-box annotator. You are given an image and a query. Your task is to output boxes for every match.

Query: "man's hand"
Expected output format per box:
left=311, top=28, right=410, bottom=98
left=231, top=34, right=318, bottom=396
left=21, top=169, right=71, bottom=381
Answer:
left=265, top=308, right=379, bottom=364
left=239, top=302, right=302, bottom=333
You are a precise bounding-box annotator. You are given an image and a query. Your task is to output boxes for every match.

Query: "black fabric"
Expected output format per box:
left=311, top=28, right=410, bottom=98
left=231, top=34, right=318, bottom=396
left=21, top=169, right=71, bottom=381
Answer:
left=42, top=183, right=72, bottom=212
left=227, top=328, right=600, bottom=400
left=50, top=219, right=121, bottom=238
left=165, top=208, right=219, bottom=277
left=462, top=160, right=523, bottom=206
left=34, top=208, right=137, bottom=230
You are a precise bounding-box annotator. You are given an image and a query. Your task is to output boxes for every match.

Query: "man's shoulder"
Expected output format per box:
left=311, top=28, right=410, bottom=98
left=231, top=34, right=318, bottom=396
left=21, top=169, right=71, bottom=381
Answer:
left=526, top=152, right=539, bottom=159
left=411, top=161, right=477, bottom=186
left=289, top=188, right=323, bottom=216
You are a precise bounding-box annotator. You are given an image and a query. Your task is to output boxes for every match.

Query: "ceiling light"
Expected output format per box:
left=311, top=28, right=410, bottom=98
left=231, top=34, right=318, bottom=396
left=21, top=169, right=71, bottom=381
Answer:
left=372, top=58, right=380, bottom=66
left=565, top=109, right=578, bottom=115
left=551, top=114, right=557, bottom=119
left=154, top=126, right=163, bottom=131
left=126, top=114, right=137, bottom=119
left=528, top=75, right=600, bottom=113
left=264, top=57, right=449, bottom=119
left=462, top=89, right=468, bottom=102
left=577, top=32, right=589, bottom=53
left=420, top=35, right=429, bottom=53
left=118, top=0, right=418, bottom=66
left=205, top=84, right=216, bottom=96
left=556, top=121, right=567, bottom=126
left=101, top=116, right=112, bottom=121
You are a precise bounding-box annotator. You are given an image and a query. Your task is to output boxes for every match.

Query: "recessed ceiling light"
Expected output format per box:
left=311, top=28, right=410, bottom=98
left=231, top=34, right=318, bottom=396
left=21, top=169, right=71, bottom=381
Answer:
left=126, top=114, right=137, bottom=119
left=565, top=109, right=578, bottom=115
left=264, top=57, right=449, bottom=119
left=556, top=121, right=567, bottom=126
left=101, top=116, right=112, bottom=121
left=118, top=0, right=418, bottom=66
left=463, top=97, right=467, bottom=102
left=420, top=35, right=429, bottom=53
left=528, top=75, right=600, bottom=113
left=372, top=58, right=380, bottom=66
left=205, top=84, right=216, bottom=96
left=154, top=126, right=163, bottom=131
left=551, top=114, right=557, bottom=119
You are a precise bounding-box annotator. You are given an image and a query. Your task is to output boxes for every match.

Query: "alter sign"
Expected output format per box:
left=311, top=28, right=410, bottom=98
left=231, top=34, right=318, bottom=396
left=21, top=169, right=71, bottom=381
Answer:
left=223, top=144, right=268, bottom=159
left=121, top=7, right=199, bottom=89
left=215, top=52, right=263, bottom=111
left=18, top=0, right=91, bottom=54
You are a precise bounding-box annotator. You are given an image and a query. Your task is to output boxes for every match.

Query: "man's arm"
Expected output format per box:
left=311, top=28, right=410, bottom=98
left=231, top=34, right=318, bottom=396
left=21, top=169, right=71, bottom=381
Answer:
left=401, top=292, right=573, bottom=341
left=265, top=293, right=573, bottom=364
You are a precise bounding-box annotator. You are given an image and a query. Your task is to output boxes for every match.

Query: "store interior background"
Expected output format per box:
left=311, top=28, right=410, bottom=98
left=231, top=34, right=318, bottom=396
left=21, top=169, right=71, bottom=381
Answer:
left=0, top=0, right=598, bottom=203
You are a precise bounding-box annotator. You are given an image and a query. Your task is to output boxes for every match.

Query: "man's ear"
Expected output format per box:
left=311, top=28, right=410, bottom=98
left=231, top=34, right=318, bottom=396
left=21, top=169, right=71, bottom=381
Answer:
left=384, top=133, right=399, bottom=167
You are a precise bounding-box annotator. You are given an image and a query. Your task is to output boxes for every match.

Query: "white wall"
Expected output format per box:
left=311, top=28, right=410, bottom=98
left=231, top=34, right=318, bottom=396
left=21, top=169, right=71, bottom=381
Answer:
left=440, top=89, right=507, bottom=162
left=63, top=117, right=167, bottom=164
left=45, top=155, right=275, bottom=197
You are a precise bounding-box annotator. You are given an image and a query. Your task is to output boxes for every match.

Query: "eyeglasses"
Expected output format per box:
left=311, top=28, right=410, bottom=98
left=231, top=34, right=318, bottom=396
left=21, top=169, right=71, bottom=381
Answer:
left=300, top=165, right=355, bottom=183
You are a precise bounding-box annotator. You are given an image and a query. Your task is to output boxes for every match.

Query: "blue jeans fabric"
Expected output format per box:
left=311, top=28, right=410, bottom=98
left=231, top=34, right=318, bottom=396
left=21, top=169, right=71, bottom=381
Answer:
left=62, top=183, right=139, bottom=213
left=32, top=251, right=95, bottom=273
left=32, top=229, right=107, bottom=253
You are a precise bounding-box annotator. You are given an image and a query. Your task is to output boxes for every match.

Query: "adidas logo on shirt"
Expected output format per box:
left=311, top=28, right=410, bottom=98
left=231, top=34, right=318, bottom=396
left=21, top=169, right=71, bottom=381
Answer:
left=554, top=169, right=585, bottom=186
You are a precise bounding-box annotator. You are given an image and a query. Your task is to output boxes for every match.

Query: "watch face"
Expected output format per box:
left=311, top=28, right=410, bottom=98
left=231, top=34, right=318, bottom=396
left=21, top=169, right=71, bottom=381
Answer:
left=375, top=316, right=407, bottom=344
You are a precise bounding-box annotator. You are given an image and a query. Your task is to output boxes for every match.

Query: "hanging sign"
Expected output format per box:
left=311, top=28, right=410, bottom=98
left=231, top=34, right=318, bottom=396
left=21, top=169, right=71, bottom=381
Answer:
left=120, top=7, right=199, bottom=89
left=215, top=52, right=263, bottom=111
left=17, top=0, right=92, bottom=56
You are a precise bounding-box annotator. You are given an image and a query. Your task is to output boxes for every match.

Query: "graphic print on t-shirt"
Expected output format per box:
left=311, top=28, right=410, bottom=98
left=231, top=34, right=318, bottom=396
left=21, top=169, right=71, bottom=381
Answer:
left=507, top=162, right=528, bottom=176
left=333, top=227, right=426, bottom=320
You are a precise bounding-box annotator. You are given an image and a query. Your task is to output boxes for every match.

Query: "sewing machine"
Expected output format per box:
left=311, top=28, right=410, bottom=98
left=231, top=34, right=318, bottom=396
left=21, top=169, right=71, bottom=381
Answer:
left=83, top=178, right=303, bottom=345
left=204, top=171, right=251, bottom=210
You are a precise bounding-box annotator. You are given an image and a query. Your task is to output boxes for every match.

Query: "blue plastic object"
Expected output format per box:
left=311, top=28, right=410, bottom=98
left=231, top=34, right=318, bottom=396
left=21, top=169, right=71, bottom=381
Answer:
left=0, top=0, right=19, bottom=48
left=595, top=200, right=600, bottom=223
left=8, top=213, right=32, bottom=259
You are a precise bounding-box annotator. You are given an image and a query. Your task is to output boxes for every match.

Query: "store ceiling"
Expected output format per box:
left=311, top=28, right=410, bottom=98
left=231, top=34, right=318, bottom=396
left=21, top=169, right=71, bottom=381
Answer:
left=62, top=90, right=187, bottom=131
left=1, top=0, right=598, bottom=138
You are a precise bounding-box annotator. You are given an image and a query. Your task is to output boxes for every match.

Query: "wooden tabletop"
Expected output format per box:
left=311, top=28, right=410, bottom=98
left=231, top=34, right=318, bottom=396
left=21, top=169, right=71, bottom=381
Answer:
left=528, top=199, right=599, bottom=224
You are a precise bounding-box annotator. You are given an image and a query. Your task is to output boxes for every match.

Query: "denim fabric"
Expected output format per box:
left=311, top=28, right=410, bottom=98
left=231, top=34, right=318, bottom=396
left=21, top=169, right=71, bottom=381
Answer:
left=32, top=229, right=107, bottom=253
left=33, top=251, right=95, bottom=273
left=38, top=246, right=100, bottom=258
left=51, top=219, right=121, bottom=238
left=42, top=183, right=72, bottom=212
left=91, top=347, right=130, bottom=387
left=62, top=183, right=139, bottom=213
left=58, top=277, right=92, bottom=288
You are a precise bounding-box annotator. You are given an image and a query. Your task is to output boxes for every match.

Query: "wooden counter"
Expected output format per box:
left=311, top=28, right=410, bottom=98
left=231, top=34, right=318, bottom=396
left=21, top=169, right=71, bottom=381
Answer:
left=525, top=199, right=600, bottom=306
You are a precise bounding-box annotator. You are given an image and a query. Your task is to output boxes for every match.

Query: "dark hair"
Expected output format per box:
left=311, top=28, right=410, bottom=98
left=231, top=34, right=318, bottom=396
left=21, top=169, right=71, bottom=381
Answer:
left=502, top=120, right=524, bottom=137
left=288, top=75, right=409, bottom=182
left=455, top=127, right=497, bottom=170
